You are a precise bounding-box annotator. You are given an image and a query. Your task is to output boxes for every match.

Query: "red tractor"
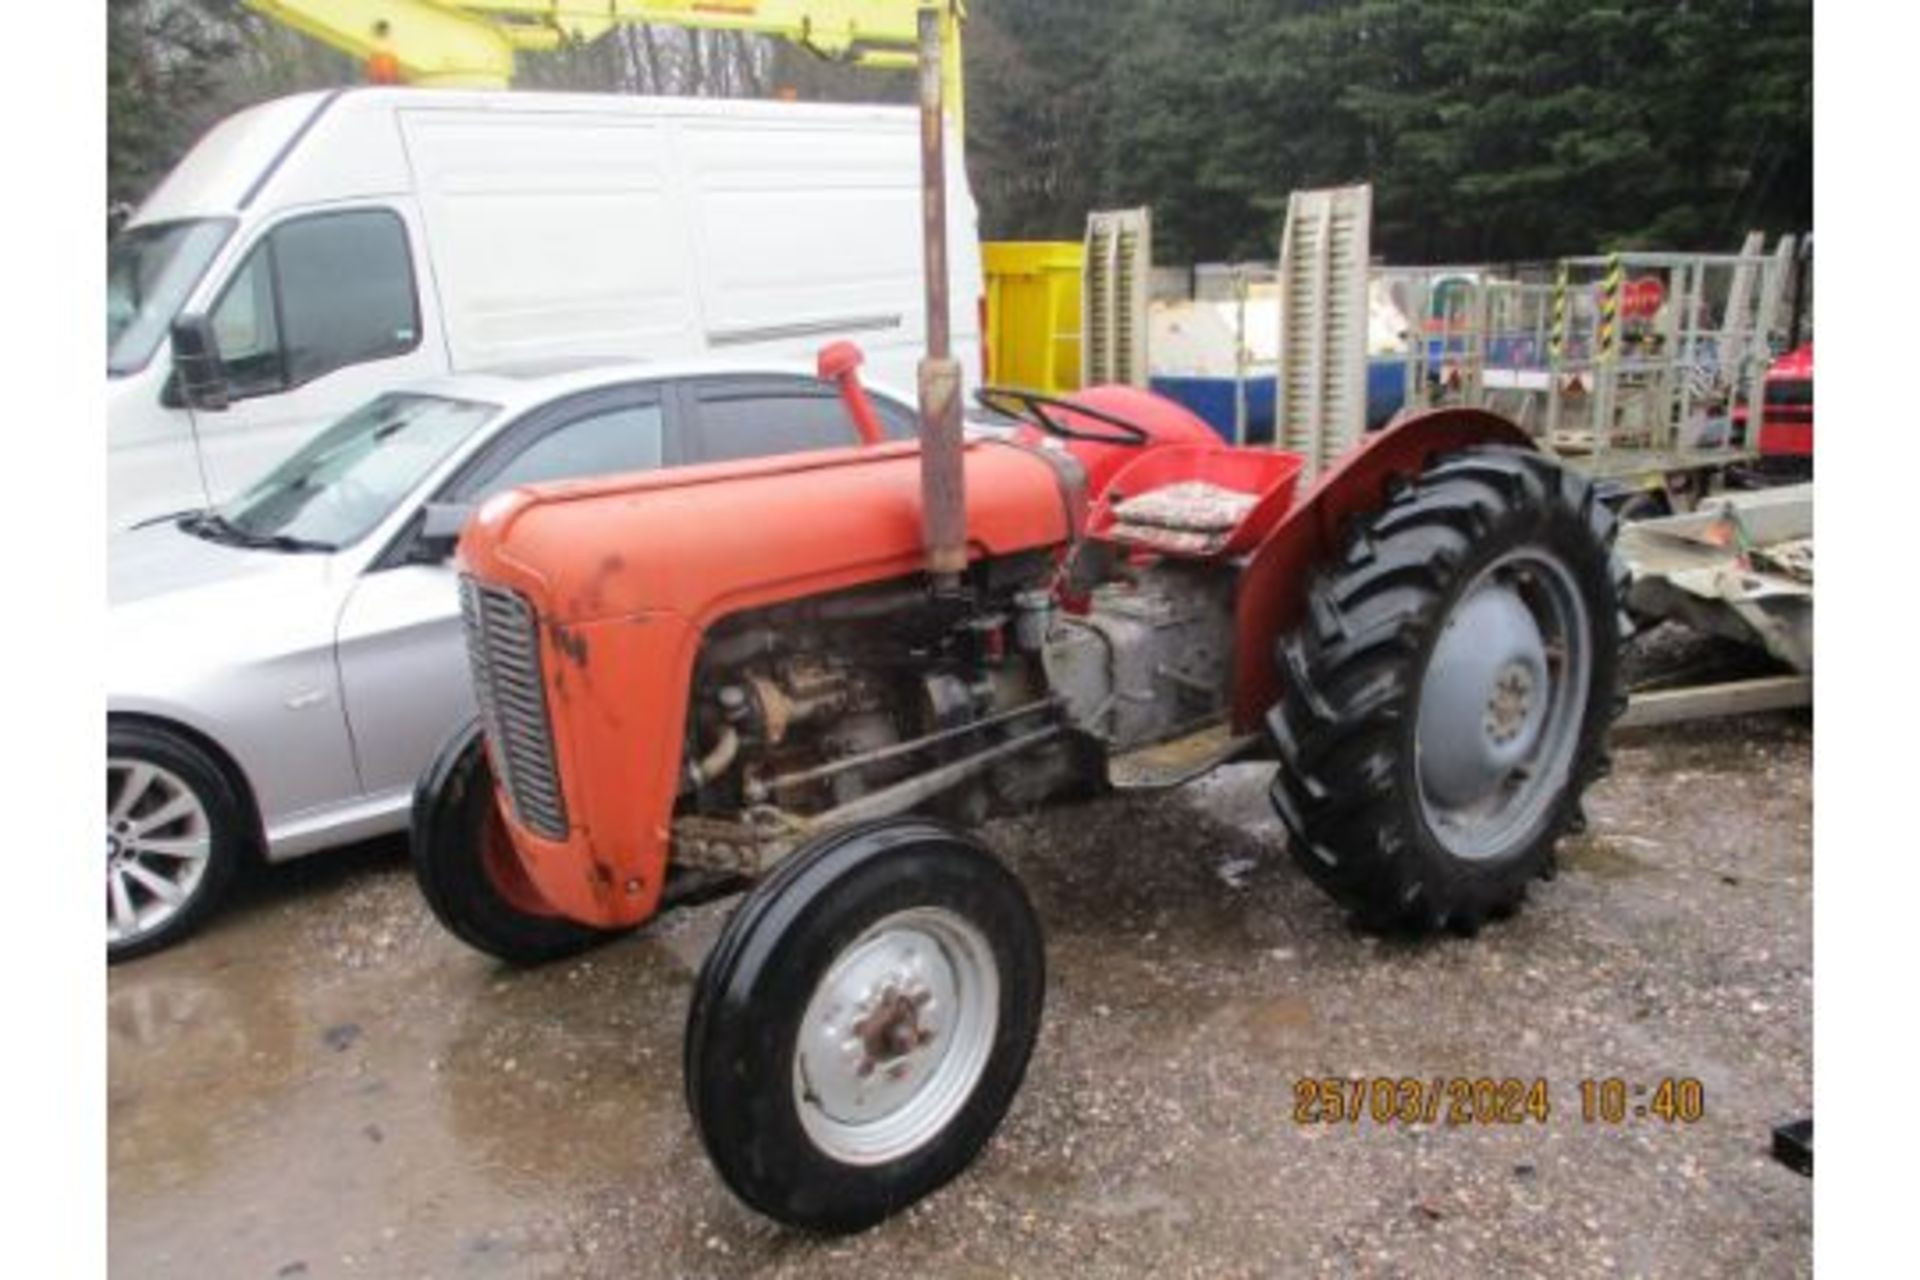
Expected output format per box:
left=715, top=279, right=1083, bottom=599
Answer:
left=411, top=364, right=1628, bottom=1231
left=1756, top=341, right=1814, bottom=476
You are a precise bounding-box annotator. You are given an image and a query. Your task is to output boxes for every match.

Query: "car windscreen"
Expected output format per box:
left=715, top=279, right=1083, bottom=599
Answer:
left=108, top=218, right=235, bottom=377
left=209, top=394, right=498, bottom=550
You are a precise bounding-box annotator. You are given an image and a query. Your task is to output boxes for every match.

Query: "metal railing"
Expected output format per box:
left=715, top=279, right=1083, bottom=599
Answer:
left=1374, top=238, right=1796, bottom=471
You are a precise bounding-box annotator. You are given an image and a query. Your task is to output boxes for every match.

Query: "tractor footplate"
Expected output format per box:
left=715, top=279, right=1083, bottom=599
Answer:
left=1106, top=723, right=1260, bottom=791
left=672, top=811, right=806, bottom=878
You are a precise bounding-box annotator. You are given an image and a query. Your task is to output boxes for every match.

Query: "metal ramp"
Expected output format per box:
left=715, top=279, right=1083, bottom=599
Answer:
left=1276, top=184, right=1373, bottom=480
left=1082, top=208, right=1152, bottom=387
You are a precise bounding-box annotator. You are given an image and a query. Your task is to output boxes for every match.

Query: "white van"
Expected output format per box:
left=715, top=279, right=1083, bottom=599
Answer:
left=106, top=87, right=984, bottom=528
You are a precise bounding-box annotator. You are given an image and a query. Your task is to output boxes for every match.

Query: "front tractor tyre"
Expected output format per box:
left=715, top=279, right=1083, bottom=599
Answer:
left=411, top=720, right=625, bottom=966
left=685, top=818, right=1044, bottom=1233
left=1268, top=447, right=1629, bottom=934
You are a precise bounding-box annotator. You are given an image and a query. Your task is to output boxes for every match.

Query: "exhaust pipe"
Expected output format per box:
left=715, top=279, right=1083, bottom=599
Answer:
left=916, top=5, right=966, bottom=592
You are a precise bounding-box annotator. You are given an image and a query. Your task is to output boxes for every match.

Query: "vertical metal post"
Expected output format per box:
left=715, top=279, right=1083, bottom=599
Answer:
left=1677, top=261, right=1702, bottom=449
left=1233, top=267, right=1249, bottom=446
left=915, top=4, right=966, bottom=592
left=1594, top=253, right=1623, bottom=459
left=1546, top=262, right=1568, bottom=441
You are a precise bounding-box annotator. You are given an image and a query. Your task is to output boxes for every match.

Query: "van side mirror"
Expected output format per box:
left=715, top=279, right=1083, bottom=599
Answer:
left=169, top=315, right=230, bottom=412
left=413, top=502, right=474, bottom=563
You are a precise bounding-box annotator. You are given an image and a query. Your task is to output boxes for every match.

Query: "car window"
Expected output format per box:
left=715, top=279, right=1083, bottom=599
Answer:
left=687, top=378, right=907, bottom=464
left=872, top=394, right=918, bottom=440
left=206, top=209, right=419, bottom=399
left=476, top=402, right=666, bottom=496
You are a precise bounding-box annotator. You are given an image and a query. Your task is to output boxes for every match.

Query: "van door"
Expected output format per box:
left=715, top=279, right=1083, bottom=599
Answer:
left=108, top=217, right=239, bottom=526
left=675, top=113, right=983, bottom=400
left=192, top=204, right=443, bottom=502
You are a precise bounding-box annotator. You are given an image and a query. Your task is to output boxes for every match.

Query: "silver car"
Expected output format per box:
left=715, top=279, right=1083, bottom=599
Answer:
left=107, top=359, right=916, bottom=960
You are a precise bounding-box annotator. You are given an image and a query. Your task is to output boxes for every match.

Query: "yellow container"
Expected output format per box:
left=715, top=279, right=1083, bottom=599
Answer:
left=983, top=241, right=1085, bottom=393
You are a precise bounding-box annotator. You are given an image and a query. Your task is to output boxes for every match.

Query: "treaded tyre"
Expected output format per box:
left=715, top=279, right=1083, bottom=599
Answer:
left=108, top=721, right=248, bottom=962
left=1267, top=446, right=1630, bottom=934
left=686, top=818, right=1044, bottom=1233
left=411, top=720, right=621, bottom=965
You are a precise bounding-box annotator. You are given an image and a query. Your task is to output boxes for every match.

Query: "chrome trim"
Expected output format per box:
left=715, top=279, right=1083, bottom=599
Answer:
left=706, top=313, right=903, bottom=347
left=459, top=577, right=569, bottom=840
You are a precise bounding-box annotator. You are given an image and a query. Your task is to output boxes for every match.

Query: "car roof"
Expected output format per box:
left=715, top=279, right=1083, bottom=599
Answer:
left=395, top=355, right=914, bottom=416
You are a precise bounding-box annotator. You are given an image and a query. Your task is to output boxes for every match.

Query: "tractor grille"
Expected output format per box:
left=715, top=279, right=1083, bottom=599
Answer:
left=459, top=577, right=569, bottom=840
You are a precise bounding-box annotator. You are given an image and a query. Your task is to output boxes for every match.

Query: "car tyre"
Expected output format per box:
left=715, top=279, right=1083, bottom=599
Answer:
left=107, top=721, right=247, bottom=962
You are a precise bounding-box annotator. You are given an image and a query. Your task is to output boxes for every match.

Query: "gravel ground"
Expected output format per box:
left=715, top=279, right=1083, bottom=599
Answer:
left=108, top=701, right=1812, bottom=1279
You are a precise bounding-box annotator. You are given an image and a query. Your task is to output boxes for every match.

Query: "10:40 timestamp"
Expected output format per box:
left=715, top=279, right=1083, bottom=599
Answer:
left=1580, top=1077, right=1706, bottom=1124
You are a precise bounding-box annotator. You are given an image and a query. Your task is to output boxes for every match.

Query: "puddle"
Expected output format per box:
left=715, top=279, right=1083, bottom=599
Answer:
left=1560, top=834, right=1654, bottom=880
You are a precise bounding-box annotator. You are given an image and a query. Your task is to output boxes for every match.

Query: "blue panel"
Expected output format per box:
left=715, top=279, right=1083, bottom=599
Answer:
left=1149, top=358, right=1412, bottom=446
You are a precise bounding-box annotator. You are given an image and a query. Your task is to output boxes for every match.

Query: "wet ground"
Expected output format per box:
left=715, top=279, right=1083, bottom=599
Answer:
left=109, top=707, right=1812, bottom=1279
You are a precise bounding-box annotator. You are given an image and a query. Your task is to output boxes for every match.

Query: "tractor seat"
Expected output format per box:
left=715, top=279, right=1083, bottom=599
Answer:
left=1090, top=445, right=1306, bottom=557
left=1108, top=482, right=1259, bottom=554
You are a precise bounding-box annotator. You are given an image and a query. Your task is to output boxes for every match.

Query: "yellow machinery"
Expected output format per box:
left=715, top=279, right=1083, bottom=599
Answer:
left=244, top=1, right=965, bottom=116
left=982, top=241, right=1083, bottom=393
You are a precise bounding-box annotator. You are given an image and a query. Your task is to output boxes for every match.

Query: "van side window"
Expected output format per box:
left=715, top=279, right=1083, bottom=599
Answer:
left=209, top=245, right=283, bottom=398
left=207, top=209, right=420, bottom=399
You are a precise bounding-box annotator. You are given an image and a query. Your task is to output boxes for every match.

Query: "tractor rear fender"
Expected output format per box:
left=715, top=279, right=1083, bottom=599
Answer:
left=1229, top=408, right=1534, bottom=732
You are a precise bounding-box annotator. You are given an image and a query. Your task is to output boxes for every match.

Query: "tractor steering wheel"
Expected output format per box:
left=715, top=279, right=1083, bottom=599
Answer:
left=975, top=387, right=1152, bottom=447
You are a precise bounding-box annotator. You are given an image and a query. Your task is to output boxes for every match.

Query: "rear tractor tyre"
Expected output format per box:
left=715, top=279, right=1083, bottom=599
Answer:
left=686, top=818, right=1044, bottom=1233
left=411, top=720, right=625, bottom=966
left=1267, top=447, right=1630, bottom=934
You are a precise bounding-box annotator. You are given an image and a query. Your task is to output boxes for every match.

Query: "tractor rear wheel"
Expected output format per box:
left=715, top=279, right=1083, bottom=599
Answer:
left=1267, top=447, right=1629, bottom=934
left=685, top=818, right=1044, bottom=1233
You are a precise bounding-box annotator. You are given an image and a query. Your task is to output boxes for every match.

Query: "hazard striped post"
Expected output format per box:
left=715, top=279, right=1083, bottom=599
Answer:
left=1598, top=253, right=1623, bottom=362
left=1549, top=263, right=1569, bottom=362
left=1592, top=253, right=1626, bottom=455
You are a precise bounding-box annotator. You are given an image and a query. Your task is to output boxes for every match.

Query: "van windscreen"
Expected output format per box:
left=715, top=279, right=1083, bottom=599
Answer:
left=108, top=218, right=234, bottom=377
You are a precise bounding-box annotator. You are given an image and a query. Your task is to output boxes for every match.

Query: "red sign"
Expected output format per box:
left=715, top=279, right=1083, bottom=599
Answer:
left=1625, top=277, right=1665, bottom=320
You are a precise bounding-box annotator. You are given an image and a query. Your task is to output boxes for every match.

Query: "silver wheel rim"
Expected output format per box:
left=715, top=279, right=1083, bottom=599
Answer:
left=1414, top=549, right=1593, bottom=861
left=107, top=757, right=213, bottom=947
left=792, top=906, right=1000, bottom=1166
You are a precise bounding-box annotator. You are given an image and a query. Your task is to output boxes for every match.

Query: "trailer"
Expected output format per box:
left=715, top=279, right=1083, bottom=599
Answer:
left=1613, top=483, right=1812, bottom=727
left=1376, top=235, right=1799, bottom=518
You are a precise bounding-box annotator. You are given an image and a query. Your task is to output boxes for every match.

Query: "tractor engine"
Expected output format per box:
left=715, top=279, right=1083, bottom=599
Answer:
left=673, top=553, right=1236, bottom=864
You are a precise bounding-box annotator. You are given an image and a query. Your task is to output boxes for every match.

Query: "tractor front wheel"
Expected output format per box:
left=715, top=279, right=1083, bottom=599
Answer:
left=685, top=818, right=1044, bottom=1233
left=1267, top=447, right=1628, bottom=934
left=411, top=720, right=625, bottom=965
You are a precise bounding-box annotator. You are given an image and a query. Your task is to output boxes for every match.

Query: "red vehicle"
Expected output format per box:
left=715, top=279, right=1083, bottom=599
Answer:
left=1756, top=342, right=1814, bottom=472
left=411, top=356, right=1628, bottom=1230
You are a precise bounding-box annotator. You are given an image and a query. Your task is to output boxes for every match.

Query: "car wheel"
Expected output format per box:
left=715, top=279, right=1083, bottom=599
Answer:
left=107, top=723, right=246, bottom=962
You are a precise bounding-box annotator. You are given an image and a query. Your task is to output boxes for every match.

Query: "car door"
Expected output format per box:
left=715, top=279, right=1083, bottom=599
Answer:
left=331, top=384, right=672, bottom=805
